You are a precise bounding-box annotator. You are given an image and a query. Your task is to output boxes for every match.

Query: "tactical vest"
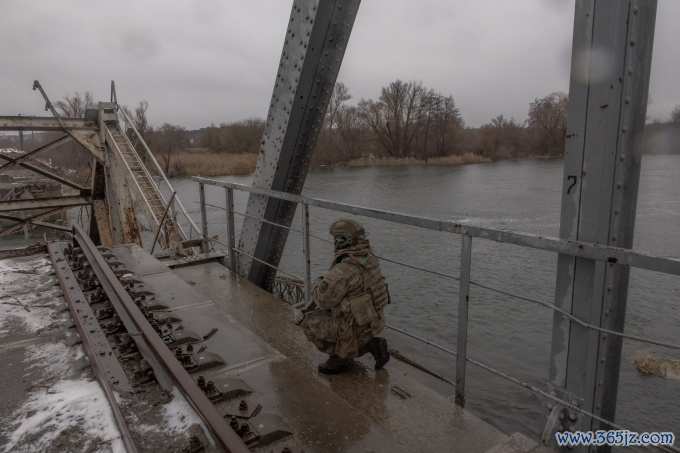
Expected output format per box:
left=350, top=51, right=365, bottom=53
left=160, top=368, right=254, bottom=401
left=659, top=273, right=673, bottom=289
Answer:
left=332, top=250, right=389, bottom=358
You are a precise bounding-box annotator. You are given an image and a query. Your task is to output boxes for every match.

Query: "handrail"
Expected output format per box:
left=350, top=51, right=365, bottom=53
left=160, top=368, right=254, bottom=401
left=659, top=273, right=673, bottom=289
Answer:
left=104, top=126, right=161, bottom=232
left=116, top=106, right=202, bottom=239
left=194, top=178, right=680, bottom=451
left=192, top=177, right=680, bottom=277
left=193, top=201, right=680, bottom=351
left=115, top=123, right=191, bottom=245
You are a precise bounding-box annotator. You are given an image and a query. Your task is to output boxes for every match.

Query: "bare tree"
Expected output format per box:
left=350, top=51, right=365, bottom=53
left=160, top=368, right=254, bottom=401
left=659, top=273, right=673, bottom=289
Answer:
left=358, top=80, right=426, bottom=158
left=134, top=101, right=150, bottom=137
left=326, top=82, right=352, bottom=138
left=56, top=91, right=95, bottom=118
left=670, top=105, right=680, bottom=124
left=527, top=92, right=569, bottom=156
left=200, top=118, right=264, bottom=154
left=420, top=90, right=464, bottom=158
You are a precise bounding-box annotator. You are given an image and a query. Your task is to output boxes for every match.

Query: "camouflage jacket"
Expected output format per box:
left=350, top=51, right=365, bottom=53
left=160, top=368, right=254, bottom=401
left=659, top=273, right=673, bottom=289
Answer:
left=311, top=241, right=389, bottom=358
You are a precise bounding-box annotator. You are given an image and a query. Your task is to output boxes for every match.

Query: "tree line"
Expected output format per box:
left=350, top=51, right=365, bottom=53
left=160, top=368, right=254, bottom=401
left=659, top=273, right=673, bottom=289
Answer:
left=2, top=85, right=679, bottom=177
left=193, top=80, right=572, bottom=165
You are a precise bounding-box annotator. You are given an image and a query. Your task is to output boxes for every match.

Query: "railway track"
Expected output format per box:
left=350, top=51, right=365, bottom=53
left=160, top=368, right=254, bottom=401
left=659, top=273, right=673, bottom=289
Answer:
left=45, top=225, right=298, bottom=453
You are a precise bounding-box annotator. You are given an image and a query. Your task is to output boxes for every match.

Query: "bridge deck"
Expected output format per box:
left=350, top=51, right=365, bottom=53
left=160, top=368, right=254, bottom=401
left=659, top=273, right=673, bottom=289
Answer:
left=172, top=257, right=535, bottom=452
left=0, top=245, right=551, bottom=452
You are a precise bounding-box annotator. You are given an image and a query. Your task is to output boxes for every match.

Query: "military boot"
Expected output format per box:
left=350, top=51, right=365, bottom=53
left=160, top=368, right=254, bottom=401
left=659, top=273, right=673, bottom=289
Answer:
left=366, top=337, right=390, bottom=370
left=318, top=355, right=353, bottom=375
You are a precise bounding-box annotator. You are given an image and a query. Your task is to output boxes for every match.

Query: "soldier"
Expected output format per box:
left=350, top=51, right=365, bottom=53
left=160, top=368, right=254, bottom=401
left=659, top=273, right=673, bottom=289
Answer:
left=297, top=219, right=391, bottom=374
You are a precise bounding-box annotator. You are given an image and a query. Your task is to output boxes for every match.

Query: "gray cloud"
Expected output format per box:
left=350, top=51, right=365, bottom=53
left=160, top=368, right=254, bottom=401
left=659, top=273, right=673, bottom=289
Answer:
left=0, top=0, right=677, bottom=128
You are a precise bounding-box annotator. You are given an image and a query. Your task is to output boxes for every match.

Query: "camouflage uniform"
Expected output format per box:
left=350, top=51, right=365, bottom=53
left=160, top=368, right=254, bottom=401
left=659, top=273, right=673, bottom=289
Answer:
left=301, top=240, right=389, bottom=360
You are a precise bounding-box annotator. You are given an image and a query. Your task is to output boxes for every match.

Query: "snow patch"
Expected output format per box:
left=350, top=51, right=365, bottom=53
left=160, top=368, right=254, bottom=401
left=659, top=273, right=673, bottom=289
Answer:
left=0, top=287, right=63, bottom=338
left=25, top=341, right=84, bottom=379
left=161, top=387, right=213, bottom=445
left=2, top=379, right=125, bottom=453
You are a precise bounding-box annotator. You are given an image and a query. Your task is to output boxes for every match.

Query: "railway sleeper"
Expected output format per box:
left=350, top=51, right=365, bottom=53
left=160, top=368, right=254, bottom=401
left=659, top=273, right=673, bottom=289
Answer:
left=54, top=239, right=300, bottom=451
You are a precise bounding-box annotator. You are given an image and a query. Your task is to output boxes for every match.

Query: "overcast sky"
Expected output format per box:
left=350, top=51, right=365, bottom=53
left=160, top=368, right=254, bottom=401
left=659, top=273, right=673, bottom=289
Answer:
left=1, top=0, right=678, bottom=129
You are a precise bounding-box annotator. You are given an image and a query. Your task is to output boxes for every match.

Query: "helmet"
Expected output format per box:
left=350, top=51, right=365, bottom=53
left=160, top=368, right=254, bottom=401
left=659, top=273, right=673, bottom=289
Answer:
left=329, top=219, right=366, bottom=249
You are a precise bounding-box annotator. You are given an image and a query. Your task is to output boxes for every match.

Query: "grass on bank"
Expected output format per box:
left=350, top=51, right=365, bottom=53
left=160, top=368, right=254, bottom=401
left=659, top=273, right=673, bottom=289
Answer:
left=347, top=153, right=491, bottom=167
left=162, top=151, right=258, bottom=177
left=159, top=150, right=490, bottom=177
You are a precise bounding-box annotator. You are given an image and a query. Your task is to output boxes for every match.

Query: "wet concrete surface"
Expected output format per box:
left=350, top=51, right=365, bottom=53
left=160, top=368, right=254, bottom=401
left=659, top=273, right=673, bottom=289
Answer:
left=120, top=245, right=408, bottom=452
left=0, top=246, right=512, bottom=452
left=163, top=253, right=509, bottom=452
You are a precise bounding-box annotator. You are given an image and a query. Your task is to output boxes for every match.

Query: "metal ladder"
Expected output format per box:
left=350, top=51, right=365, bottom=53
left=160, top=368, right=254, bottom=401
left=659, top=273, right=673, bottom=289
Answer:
left=105, top=126, right=187, bottom=255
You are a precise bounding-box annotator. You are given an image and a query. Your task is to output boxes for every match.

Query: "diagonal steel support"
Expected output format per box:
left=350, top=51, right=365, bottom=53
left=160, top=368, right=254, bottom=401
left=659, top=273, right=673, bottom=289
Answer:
left=237, top=0, right=362, bottom=290
left=548, top=0, right=657, bottom=444
left=0, top=135, right=72, bottom=173
left=0, top=207, right=69, bottom=237
left=0, top=154, right=89, bottom=192
left=32, top=80, right=104, bottom=162
left=0, top=196, right=91, bottom=212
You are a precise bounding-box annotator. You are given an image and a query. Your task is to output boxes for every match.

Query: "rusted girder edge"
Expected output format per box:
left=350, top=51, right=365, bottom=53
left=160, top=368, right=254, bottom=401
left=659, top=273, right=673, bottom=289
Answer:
left=193, top=177, right=680, bottom=277
left=72, top=224, right=248, bottom=453
left=0, top=207, right=70, bottom=237
left=0, top=135, right=72, bottom=173
left=45, top=238, right=139, bottom=453
left=0, top=116, right=98, bottom=132
left=0, top=196, right=91, bottom=212
left=0, top=154, right=88, bottom=192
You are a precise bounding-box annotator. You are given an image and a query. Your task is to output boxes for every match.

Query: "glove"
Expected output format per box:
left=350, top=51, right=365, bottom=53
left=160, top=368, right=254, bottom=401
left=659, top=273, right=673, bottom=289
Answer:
left=294, top=309, right=306, bottom=326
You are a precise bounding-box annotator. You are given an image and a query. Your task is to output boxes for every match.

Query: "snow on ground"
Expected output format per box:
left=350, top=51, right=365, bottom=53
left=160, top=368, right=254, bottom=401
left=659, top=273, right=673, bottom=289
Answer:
left=161, top=387, right=212, bottom=444
left=0, top=286, right=63, bottom=339
left=25, top=341, right=84, bottom=380
left=0, top=256, right=62, bottom=338
left=3, top=339, right=123, bottom=453
left=2, top=379, right=125, bottom=453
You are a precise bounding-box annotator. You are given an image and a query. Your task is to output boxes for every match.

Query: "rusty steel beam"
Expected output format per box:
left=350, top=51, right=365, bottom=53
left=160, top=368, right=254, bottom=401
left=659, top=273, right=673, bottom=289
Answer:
left=32, top=81, right=105, bottom=162
left=30, top=221, right=71, bottom=232
left=0, top=135, right=72, bottom=173
left=0, top=154, right=89, bottom=192
left=45, top=240, right=139, bottom=453
left=72, top=224, right=249, bottom=453
left=0, top=116, right=99, bottom=132
left=0, top=207, right=68, bottom=237
left=0, top=196, right=90, bottom=212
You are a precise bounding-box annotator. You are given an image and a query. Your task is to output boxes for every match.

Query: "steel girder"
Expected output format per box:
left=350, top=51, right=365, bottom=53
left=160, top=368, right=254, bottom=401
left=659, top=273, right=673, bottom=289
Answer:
left=237, top=0, right=361, bottom=290
left=0, top=196, right=91, bottom=212
left=0, top=135, right=72, bottom=172
left=548, top=0, right=657, bottom=443
left=104, top=133, right=142, bottom=247
left=0, top=116, right=98, bottom=132
left=0, top=154, right=88, bottom=192
left=0, top=207, right=70, bottom=237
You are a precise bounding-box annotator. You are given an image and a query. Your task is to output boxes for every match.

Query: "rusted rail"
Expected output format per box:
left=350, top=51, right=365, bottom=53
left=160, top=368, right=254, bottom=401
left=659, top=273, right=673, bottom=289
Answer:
left=45, top=237, right=138, bottom=453
left=71, top=224, right=249, bottom=453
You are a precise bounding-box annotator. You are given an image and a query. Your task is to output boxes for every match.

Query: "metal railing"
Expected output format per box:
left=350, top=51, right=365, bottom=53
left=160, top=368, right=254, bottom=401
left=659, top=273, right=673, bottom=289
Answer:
left=115, top=106, right=206, bottom=253
left=192, top=176, right=680, bottom=452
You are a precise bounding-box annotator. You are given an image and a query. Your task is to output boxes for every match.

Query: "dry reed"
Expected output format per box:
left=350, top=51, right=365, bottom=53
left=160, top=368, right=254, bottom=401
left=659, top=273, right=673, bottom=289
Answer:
left=347, top=153, right=490, bottom=168
left=165, top=152, right=257, bottom=177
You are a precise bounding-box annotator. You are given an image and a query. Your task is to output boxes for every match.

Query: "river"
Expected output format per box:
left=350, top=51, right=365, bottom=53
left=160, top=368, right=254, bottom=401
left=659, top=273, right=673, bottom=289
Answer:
left=4, top=155, right=680, bottom=441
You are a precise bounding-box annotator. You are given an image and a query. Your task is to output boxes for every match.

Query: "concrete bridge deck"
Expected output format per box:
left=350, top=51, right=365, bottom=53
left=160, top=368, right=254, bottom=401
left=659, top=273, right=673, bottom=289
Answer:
left=167, top=250, right=551, bottom=453
left=0, top=244, right=552, bottom=452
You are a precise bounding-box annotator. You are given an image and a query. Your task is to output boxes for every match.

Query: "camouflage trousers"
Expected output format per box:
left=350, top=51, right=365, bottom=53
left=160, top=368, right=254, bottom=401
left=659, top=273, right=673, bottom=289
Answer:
left=301, top=309, right=373, bottom=359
